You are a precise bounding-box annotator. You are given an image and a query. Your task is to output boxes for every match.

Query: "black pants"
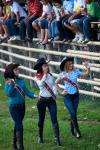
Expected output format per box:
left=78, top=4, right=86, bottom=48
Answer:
left=37, top=97, right=58, bottom=137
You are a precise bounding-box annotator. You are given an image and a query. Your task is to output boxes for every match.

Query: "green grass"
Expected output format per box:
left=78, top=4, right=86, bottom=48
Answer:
left=0, top=78, right=100, bottom=150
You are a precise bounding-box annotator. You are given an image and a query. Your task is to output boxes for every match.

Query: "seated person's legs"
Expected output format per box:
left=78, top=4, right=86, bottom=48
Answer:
left=83, top=16, right=98, bottom=42
left=70, top=19, right=84, bottom=43
left=40, top=19, right=48, bottom=44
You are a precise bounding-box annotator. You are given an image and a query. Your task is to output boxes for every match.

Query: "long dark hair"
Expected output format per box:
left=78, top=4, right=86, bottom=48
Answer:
left=37, top=63, right=50, bottom=74
left=4, top=65, right=19, bottom=79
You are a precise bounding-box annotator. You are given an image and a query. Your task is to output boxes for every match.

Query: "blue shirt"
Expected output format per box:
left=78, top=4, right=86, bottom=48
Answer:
left=62, top=0, right=74, bottom=14
left=57, top=69, right=82, bottom=94
left=5, top=79, right=35, bottom=105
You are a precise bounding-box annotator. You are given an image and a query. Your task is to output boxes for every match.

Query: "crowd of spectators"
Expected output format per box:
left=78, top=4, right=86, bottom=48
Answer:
left=0, top=0, right=100, bottom=44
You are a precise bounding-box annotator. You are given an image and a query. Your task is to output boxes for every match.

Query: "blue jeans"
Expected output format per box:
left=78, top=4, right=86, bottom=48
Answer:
left=19, top=15, right=39, bottom=40
left=5, top=17, right=25, bottom=36
left=9, top=104, right=25, bottom=132
left=49, top=19, right=59, bottom=38
left=77, top=16, right=98, bottom=39
left=40, top=19, right=48, bottom=29
left=5, top=18, right=19, bottom=36
left=63, top=92, right=79, bottom=120
left=62, top=15, right=74, bottom=40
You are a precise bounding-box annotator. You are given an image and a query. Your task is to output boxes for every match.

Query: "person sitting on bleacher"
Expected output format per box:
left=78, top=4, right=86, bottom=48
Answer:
left=0, top=2, right=5, bottom=38
left=0, top=0, right=11, bottom=41
left=63, top=0, right=86, bottom=42
left=61, top=0, right=75, bottom=42
left=49, top=0, right=67, bottom=41
left=76, top=0, right=100, bottom=43
left=32, top=0, right=53, bottom=45
left=19, top=0, right=42, bottom=41
left=4, top=0, right=27, bottom=41
left=48, top=0, right=60, bottom=41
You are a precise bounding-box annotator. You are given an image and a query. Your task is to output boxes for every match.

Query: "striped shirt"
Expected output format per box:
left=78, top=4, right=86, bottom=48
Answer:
left=29, top=0, right=42, bottom=16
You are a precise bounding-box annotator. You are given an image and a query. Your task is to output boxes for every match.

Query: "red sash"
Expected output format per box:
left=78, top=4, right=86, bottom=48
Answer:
left=6, top=79, right=25, bottom=99
left=15, top=84, right=25, bottom=99
left=44, top=82, right=56, bottom=100
left=62, top=75, right=78, bottom=90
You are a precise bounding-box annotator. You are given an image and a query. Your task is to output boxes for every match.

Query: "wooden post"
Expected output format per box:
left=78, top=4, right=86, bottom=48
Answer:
left=8, top=41, right=13, bottom=62
left=27, top=42, right=33, bottom=88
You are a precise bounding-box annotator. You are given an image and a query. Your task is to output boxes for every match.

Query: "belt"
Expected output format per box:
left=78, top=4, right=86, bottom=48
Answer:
left=10, top=103, right=25, bottom=107
left=40, top=96, right=53, bottom=100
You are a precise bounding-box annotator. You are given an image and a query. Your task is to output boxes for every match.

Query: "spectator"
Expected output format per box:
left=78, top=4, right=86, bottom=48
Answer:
left=51, top=0, right=64, bottom=40
left=0, top=0, right=11, bottom=39
left=19, top=0, right=42, bottom=41
left=5, top=0, right=27, bottom=41
left=32, top=0, right=53, bottom=44
left=0, top=4, right=4, bottom=37
left=77, top=0, right=100, bottom=43
left=61, top=0, right=74, bottom=42
left=63, top=0, right=86, bottom=42
left=48, top=1, right=60, bottom=41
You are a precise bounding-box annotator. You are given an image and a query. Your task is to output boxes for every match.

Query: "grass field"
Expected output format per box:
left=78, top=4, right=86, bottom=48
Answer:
left=0, top=77, right=100, bottom=150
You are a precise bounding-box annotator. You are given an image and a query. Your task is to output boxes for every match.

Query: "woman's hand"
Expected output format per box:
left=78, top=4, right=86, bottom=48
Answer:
left=81, top=62, right=90, bottom=77
left=62, top=90, right=67, bottom=95
left=34, top=94, right=38, bottom=98
left=6, top=79, right=14, bottom=84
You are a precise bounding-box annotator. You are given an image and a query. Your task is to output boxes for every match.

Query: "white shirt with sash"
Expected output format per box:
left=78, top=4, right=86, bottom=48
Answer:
left=34, top=73, right=57, bottom=98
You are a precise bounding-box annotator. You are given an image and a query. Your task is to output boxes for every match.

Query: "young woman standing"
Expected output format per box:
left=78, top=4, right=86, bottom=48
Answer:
left=34, top=58, right=61, bottom=146
left=4, top=63, right=37, bottom=150
left=56, top=57, right=90, bottom=138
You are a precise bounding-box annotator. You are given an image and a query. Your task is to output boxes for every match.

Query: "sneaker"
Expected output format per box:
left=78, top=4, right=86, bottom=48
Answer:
left=72, top=34, right=79, bottom=42
left=77, top=37, right=84, bottom=43
left=8, top=36, right=19, bottom=41
left=12, top=36, right=19, bottom=40
left=54, top=36, right=60, bottom=41
left=82, top=38, right=89, bottom=44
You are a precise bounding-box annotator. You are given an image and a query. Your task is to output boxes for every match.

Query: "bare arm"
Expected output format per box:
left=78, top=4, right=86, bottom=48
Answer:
left=15, top=11, right=20, bottom=24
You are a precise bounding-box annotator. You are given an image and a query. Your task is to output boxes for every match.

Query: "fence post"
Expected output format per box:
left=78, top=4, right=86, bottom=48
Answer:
left=8, top=41, right=13, bottom=62
left=27, top=42, right=33, bottom=88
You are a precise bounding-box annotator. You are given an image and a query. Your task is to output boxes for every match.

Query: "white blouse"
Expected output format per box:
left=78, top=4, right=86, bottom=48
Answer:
left=34, top=74, right=58, bottom=98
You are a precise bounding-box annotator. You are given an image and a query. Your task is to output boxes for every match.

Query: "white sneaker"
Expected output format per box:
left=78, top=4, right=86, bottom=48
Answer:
left=8, top=36, right=14, bottom=41
left=82, top=38, right=89, bottom=44
left=72, top=34, right=79, bottom=42
left=8, top=36, right=19, bottom=41
left=12, top=36, right=19, bottom=40
left=77, top=33, right=84, bottom=43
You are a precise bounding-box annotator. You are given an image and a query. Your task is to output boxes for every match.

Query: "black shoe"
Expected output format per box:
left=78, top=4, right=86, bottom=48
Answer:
left=16, top=131, right=24, bottom=150
left=71, top=129, right=75, bottom=136
left=38, top=137, right=43, bottom=144
left=12, top=144, right=18, bottom=150
left=26, top=37, right=32, bottom=42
